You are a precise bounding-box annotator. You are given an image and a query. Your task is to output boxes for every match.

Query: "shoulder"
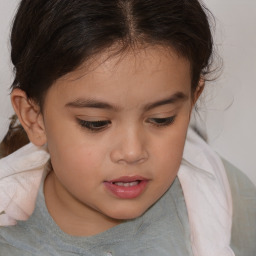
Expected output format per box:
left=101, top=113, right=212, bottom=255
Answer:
left=223, top=158, right=256, bottom=196
left=222, top=158, right=256, bottom=256
left=0, top=194, right=47, bottom=255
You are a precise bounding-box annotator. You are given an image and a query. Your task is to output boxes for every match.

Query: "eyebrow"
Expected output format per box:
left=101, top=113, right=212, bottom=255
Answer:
left=143, top=92, right=188, bottom=111
left=66, top=98, right=119, bottom=111
left=65, top=92, right=188, bottom=111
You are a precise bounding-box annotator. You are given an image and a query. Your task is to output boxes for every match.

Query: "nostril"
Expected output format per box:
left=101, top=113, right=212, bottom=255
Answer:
left=109, top=133, right=149, bottom=164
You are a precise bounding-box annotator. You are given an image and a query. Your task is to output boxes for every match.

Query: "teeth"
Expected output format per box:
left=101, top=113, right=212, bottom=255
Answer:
left=114, top=181, right=139, bottom=187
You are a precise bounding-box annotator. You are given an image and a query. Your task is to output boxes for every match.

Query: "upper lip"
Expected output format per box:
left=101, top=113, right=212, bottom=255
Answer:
left=106, top=176, right=149, bottom=183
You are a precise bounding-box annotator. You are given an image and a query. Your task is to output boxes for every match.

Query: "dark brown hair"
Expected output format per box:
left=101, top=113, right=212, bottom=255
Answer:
left=1, top=0, right=214, bottom=156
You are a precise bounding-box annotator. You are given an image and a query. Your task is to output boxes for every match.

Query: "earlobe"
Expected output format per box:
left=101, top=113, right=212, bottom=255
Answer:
left=11, top=89, right=47, bottom=146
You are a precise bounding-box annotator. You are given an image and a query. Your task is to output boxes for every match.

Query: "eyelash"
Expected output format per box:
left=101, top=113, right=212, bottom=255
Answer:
left=77, top=116, right=176, bottom=132
left=147, top=116, right=176, bottom=127
left=77, top=119, right=111, bottom=132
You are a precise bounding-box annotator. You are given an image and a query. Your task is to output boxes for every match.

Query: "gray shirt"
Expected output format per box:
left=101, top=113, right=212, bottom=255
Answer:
left=0, top=160, right=255, bottom=256
left=0, top=177, right=193, bottom=256
left=223, top=159, right=256, bottom=256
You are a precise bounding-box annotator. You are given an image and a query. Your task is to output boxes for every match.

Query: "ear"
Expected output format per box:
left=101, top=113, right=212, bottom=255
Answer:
left=192, top=77, right=205, bottom=105
left=11, top=89, right=47, bottom=146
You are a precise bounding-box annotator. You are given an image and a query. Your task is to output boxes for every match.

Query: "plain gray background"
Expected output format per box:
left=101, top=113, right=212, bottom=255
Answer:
left=0, top=0, right=255, bottom=185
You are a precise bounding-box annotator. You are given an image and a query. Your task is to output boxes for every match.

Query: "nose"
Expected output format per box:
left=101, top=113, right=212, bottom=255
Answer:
left=110, top=126, right=149, bottom=165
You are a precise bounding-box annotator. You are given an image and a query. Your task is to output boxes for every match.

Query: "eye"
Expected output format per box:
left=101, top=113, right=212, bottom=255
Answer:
left=147, top=116, right=176, bottom=127
left=77, top=119, right=111, bottom=132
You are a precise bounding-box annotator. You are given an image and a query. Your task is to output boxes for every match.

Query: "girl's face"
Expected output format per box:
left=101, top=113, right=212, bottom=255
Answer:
left=43, top=46, right=197, bottom=232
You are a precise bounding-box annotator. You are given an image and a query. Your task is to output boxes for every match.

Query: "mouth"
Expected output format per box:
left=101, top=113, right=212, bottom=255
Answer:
left=112, top=181, right=141, bottom=187
left=104, top=176, right=149, bottom=199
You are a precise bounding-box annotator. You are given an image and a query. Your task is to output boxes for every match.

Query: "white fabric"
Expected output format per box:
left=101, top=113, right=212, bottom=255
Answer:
left=0, top=143, right=50, bottom=225
left=0, top=128, right=234, bottom=256
left=178, top=128, right=235, bottom=256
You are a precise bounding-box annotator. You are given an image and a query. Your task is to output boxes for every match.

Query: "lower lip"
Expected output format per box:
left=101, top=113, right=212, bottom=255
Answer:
left=104, top=180, right=148, bottom=199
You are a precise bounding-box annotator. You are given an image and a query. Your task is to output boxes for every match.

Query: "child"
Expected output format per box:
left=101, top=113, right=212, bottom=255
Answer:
left=0, top=0, right=255, bottom=255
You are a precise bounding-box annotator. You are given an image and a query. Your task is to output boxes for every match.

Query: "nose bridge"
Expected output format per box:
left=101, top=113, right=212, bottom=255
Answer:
left=110, top=123, right=148, bottom=164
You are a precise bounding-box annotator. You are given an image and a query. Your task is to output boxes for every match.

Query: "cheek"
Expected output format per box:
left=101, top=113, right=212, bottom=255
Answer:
left=151, top=116, right=189, bottom=179
left=49, top=144, right=102, bottom=178
left=46, top=128, right=107, bottom=191
left=48, top=144, right=106, bottom=203
left=44, top=115, right=102, bottom=172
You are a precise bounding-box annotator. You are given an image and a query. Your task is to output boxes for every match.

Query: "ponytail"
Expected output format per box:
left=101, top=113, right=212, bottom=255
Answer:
left=0, top=115, right=29, bottom=158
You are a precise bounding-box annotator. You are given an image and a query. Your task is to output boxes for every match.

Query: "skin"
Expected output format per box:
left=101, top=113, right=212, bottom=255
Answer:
left=12, top=46, right=203, bottom=236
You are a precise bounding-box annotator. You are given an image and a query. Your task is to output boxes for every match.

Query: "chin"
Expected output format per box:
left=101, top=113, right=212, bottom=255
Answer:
left=105, top=204, right=151, bottom=221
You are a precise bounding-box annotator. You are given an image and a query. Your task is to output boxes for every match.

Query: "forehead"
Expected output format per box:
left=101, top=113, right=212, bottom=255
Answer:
left=61, top=45, right=191, bottom=81
left=47, top=46, right=192, bottom=106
